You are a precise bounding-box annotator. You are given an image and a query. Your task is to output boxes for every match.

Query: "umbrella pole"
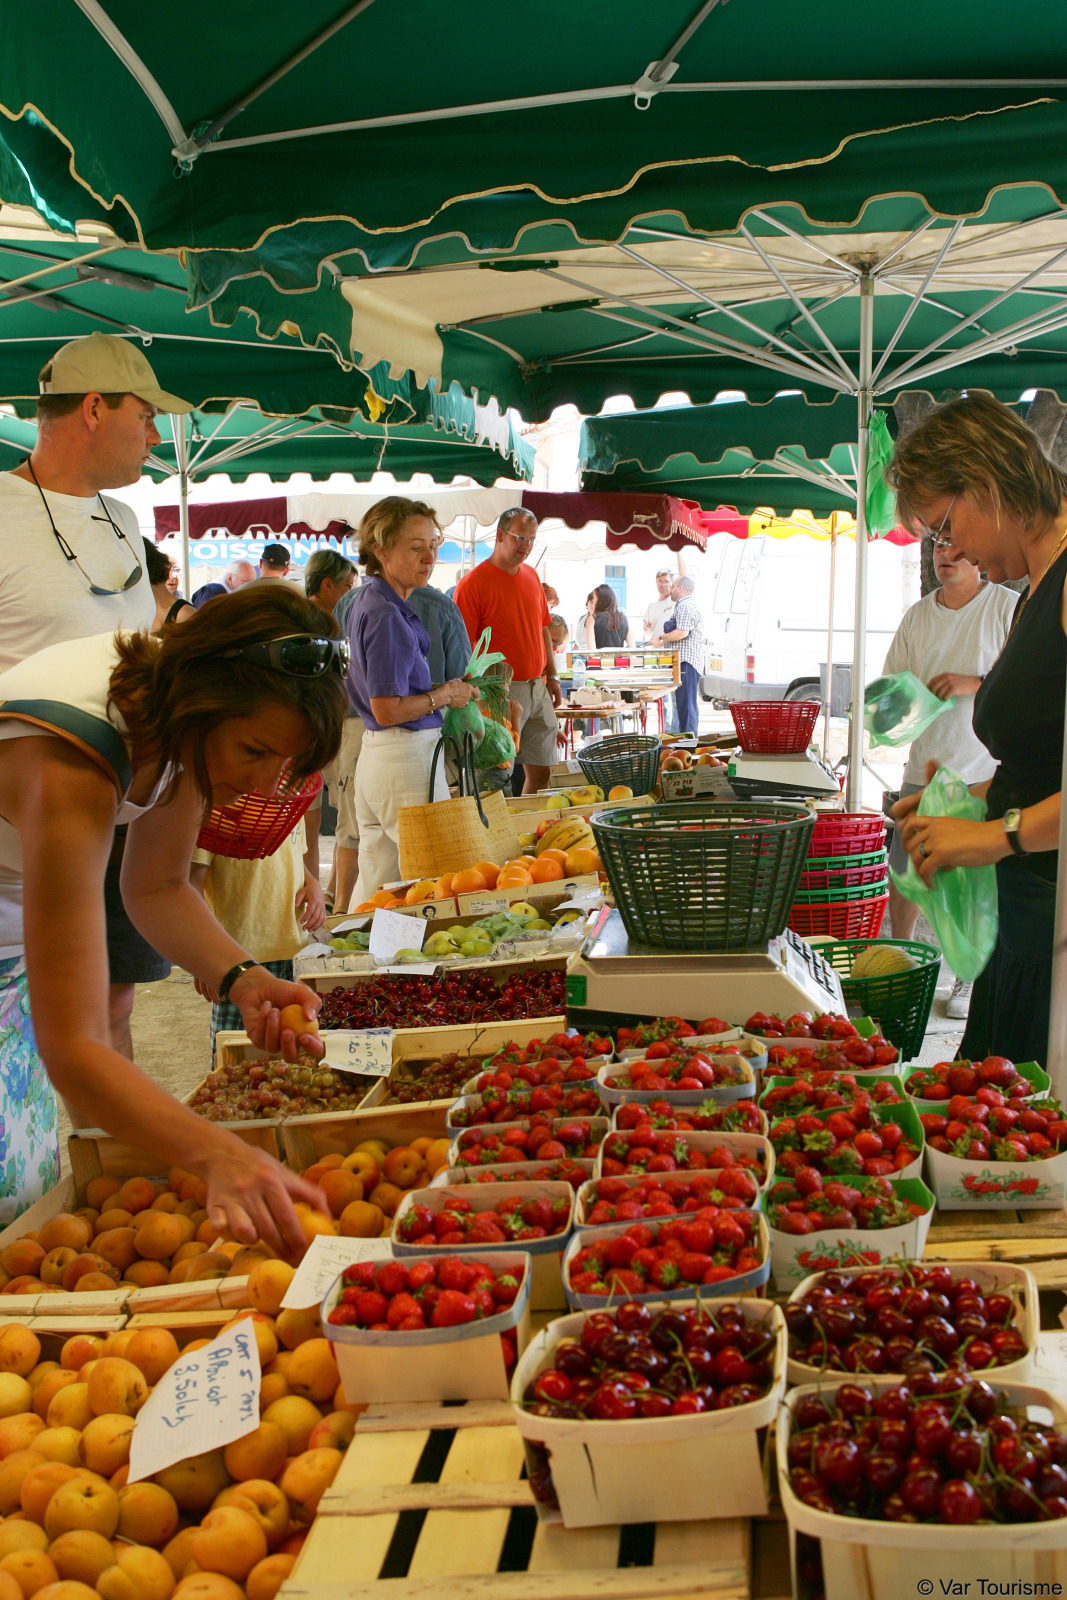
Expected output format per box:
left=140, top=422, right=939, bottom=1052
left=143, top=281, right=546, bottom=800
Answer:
left=846, top=278, right=874, bottom=811
left=823, top=526, right=836, bottom=760
left=173, top=416, right=192, bottom=601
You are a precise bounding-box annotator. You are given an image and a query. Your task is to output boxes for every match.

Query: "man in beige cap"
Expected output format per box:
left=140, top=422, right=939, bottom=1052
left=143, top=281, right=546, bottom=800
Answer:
left=0, top=333, right=193, bottom=1057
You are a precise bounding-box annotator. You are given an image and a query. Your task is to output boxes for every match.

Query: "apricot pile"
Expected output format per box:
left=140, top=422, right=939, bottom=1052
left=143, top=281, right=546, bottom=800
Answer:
left=0, top=1170, right=274, bottom=1298
left=0, top=1254, right=355, bottom=1599
left=296, top=1134, right=452, bottom=1239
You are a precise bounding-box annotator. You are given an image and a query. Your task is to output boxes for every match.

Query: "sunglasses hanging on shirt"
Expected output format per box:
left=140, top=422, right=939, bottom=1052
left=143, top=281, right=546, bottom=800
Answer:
left=224, top=634, right=351, bottom=678
left=27, top=459, right=143, bottom=597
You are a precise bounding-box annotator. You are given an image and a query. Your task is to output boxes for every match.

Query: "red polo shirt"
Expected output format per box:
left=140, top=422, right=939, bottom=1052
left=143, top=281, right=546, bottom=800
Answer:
left=454, top=559, right=551, bottom=681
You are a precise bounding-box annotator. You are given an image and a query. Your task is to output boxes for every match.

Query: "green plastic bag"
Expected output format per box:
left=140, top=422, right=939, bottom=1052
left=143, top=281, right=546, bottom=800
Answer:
left=440, top=627, right=513, bottom=762
left=864, top=671, right=954, bottom=748
left=865, top=410, right=897, bottom=536
left=890, top=766, right=999, bottom=981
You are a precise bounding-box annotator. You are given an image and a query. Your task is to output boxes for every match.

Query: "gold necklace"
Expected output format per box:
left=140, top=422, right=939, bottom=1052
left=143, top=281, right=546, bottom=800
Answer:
left=1010, top=525, right=1067, bottom=629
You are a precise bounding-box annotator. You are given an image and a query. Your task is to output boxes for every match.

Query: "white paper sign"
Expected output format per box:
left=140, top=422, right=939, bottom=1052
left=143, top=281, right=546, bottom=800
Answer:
left=281, top=1233, right=394, bottom=1310
left=300, top=941, right=334, bottom=958
left=323, top=1028, right=394, bottom=1077
left=331, top=916, right=370, bottom=934
left=370, top=908, right=426, bottom=965
left=379, top=963, right=438, bottom=976
left=465, top=896, right=511, bottom=916
left=128, top=1326, right=261, bottom=1484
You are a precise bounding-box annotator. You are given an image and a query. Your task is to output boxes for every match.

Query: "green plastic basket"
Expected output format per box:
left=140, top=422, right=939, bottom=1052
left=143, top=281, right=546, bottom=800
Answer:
left=577, top=734, right=661, bottom=796
left=804, top=850, right=887, bottom=872
left=591, top=800, right=814, bottom=951
left=821, top=938, right=943, bottom=1063
left=792, top=876, right=888, bottom=905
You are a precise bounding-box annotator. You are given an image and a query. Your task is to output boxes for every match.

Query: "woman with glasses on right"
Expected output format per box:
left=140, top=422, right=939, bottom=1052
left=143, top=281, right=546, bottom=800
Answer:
left=889, top=392, right=1067, bottom=1068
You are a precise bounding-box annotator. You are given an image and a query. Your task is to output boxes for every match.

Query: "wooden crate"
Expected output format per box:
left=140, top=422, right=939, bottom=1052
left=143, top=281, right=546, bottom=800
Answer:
left=305, top=952, right=570, bottom=996
left=280, top=1105, right=452, bottom=1175
left=923, top=1205, right=1067, bottom=1290
left=67, top=1124, right=280, bottom=1192
left=283, top=1398, right=763, bottom=1600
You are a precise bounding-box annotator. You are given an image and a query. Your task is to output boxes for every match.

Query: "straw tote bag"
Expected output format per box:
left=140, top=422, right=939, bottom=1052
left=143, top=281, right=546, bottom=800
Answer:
left=398, top=733, right=523, bottom=880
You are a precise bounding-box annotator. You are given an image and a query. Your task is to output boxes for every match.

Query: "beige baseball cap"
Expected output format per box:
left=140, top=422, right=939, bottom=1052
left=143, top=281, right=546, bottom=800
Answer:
left=39, top=332, right=193, bottom=413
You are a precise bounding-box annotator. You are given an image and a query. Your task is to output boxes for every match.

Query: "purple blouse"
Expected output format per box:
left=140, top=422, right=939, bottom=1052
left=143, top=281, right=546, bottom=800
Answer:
left=345, top=577, right=442, bottom=732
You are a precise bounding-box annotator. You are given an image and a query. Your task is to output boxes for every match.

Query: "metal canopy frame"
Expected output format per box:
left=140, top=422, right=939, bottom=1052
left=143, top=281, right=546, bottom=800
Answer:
left=68, top=0, right=1067, bottom=166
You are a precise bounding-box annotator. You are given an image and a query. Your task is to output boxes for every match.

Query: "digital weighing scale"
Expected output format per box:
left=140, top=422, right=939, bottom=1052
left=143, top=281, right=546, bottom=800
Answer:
left=566, top=906, right=846, bottom=1025
left=727, top=749, right=840, bottom=801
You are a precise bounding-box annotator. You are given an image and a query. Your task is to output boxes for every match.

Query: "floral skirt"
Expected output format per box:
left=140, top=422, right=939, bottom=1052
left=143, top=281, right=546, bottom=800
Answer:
left=0, top=958, right=60, bottom=1225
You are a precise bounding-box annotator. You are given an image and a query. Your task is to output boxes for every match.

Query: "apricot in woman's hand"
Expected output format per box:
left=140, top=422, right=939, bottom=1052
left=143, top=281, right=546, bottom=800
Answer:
left=279, top=1004, right=319, bottom=1037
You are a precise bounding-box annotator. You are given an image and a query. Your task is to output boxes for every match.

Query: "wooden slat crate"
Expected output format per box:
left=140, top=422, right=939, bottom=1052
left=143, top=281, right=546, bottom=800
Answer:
left=282, top=1400, right=760, bottom=1600
left=67, top=1122, right=280, bottom=1188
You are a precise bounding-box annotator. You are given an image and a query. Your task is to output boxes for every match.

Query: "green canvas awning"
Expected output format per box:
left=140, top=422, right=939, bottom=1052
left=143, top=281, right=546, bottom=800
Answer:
left=3, top=5, right=1067, bottom=251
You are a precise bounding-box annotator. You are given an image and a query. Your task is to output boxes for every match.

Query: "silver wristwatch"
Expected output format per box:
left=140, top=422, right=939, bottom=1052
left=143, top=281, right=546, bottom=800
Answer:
left=1002, top=808, right=1029, bottom=856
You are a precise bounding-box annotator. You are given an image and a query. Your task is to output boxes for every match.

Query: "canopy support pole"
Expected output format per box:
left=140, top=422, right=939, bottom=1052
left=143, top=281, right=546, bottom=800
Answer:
left=824, top=526, right=837, bottom=761
left=172, top=416, right=192, bottom=601
left=1046, top=702, right=1067, bottom=1100
left=846, top=277, right=874, bottom=812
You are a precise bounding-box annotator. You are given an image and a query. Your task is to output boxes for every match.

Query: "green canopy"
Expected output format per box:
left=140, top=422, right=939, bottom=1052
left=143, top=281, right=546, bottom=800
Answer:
left=0, top=210, right=413, bottom=421
left=580, top=394, right=864, bottom=517
left=3, top=5, right=1067, bottom=251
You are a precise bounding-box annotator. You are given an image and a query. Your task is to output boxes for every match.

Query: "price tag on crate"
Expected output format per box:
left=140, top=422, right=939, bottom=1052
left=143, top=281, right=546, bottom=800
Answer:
left=323, top=1028, right=394, bottom=1077
left=128, top=1326, right=261, bottom=1483
left=465, top=896, right=511, bottom=916
left=282, top=1233, right=394, bottom=1310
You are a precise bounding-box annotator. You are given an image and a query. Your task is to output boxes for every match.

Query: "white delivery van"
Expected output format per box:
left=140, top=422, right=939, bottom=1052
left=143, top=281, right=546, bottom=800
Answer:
left=697, top=533, right=916, bottom=706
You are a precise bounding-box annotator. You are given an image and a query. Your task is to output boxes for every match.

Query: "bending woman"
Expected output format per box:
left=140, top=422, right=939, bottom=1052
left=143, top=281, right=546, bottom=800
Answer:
left=0, top=583, right=346, bottom=1252
left=889, top=392, right=1067, bottom=1067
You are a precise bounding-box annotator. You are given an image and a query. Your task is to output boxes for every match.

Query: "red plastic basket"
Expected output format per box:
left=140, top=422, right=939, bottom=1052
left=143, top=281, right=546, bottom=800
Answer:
left=729, top=700, right=820, bottom=754
left=196, top=765, right=323, bottom=860
left=789, top=893, right=888, bottom=940
left=809, top=812, right=887, bottom=857
left=799, top=859, right=889, bottom=891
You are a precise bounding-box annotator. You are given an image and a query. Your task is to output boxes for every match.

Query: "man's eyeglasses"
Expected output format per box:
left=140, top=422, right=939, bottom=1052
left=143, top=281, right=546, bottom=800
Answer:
left=507, top=530, right=537, bottom=548
left=922, top=494, right=958, bottom=550
left=28, top=460, right=143, bottom=596
left=225, top=634, right=351, bottom=678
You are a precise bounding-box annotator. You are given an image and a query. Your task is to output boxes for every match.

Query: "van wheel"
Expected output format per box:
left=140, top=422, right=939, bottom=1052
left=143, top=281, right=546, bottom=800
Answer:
left=783, top=677, right=822, bottom=703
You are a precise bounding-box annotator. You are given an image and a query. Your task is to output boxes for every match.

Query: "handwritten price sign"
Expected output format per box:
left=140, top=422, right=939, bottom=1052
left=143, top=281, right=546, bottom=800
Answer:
left=127, top=1325, right=262, bottom=1483
left=323, top=1027, right=394, bottom=1077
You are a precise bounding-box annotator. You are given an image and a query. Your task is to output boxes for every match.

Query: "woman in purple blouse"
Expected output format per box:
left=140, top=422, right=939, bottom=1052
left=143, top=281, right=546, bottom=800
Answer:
left=346, top=498, right=479, bottom=901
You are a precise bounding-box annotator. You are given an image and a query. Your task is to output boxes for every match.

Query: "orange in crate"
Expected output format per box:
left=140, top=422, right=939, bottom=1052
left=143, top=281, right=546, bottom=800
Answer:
left=472, top=861, right=500, bottom=889
left=565, top=846, right=601, bottom=876
left=453, top=867, right=489, bottom=893
left=528, top=856, right=564, bottom=883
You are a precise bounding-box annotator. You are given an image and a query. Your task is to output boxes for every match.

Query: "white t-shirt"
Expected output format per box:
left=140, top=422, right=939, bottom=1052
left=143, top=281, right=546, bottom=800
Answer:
left=0, top=472, right=154, bottom=672
left=0, top=633, right=172, bottom=957
left=882, top=583, right=1018, bottom=785
left=644, top=595, right=674, bottom=636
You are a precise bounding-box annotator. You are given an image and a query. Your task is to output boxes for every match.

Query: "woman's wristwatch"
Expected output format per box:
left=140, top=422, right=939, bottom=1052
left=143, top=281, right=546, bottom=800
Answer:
left=1002, top=808, right=1029, bottom=856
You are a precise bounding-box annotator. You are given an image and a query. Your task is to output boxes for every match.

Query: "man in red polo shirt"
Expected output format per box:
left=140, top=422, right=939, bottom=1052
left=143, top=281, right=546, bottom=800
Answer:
left=454, top=507, right=563, bottom=792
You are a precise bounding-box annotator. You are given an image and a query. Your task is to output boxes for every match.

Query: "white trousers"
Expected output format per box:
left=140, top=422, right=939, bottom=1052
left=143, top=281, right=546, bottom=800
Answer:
left=349, top=727, right=447, bottom=905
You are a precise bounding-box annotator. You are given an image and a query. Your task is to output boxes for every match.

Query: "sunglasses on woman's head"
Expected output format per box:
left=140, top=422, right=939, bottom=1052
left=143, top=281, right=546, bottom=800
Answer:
left=225, top=634, right=351, bottom=678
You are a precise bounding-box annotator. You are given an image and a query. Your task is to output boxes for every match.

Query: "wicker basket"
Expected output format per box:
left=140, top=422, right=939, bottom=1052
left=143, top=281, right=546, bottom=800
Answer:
left=821, top=938, right=943, bottom=1062
left=591, top=801, right=814, bottom=951
left=577, top=735, right=661, bottom=796
left=729, top=700, right=820, bottom=754
left=196, top=767, right=323, bottom=860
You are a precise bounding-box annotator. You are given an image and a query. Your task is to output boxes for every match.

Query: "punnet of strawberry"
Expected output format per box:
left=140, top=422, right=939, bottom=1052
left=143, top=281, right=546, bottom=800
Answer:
left=448, top=1082, right=602, bottom=1127
left=924, top=1096, right=1067, bottom=1162
left=449, top=1158, right=591, bottom=1189
left=600, top=1127, right=760, bottom=1177
left=520, top=1298, right=778, bottom=1425
left=615, top=1016, right=698, bottom=1051
left=770, top=1106, right=922, bottom=1179
left=453, top=1117, right=604, bottom=1167
left=566, top=1214, right=765, bottom=1298
left=746, top=1010, right=861, bottom=1041
left=765, top=1034, right=899, bottom=1075
left=785, top=1263, right=1029, bottom=1375
left=396, top=1191, right=572, bottom=1247
left=613, top=1098, right=764, bottom=1135
left=469, top=1058, right=598, bottom=1094
left=906, top=1056, right=1036, bottom=1101
left=602, top=1053, right=750, bottom=1094
left=486, top=1032, right=609, bottom=1067
left=784, top=1376, right=1067, bottom=1524
left=761, top=1075, right=904, bottom=1120
left=765, top=1174, right=930, bottom=1234
left=328, top=1255, right=523, bottom=1332
left=581, top=1169, right=764, bottom=1223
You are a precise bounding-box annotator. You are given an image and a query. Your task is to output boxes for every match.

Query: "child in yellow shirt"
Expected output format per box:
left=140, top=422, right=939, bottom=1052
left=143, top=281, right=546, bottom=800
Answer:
left=190, top=820, right=326, bottom=1063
